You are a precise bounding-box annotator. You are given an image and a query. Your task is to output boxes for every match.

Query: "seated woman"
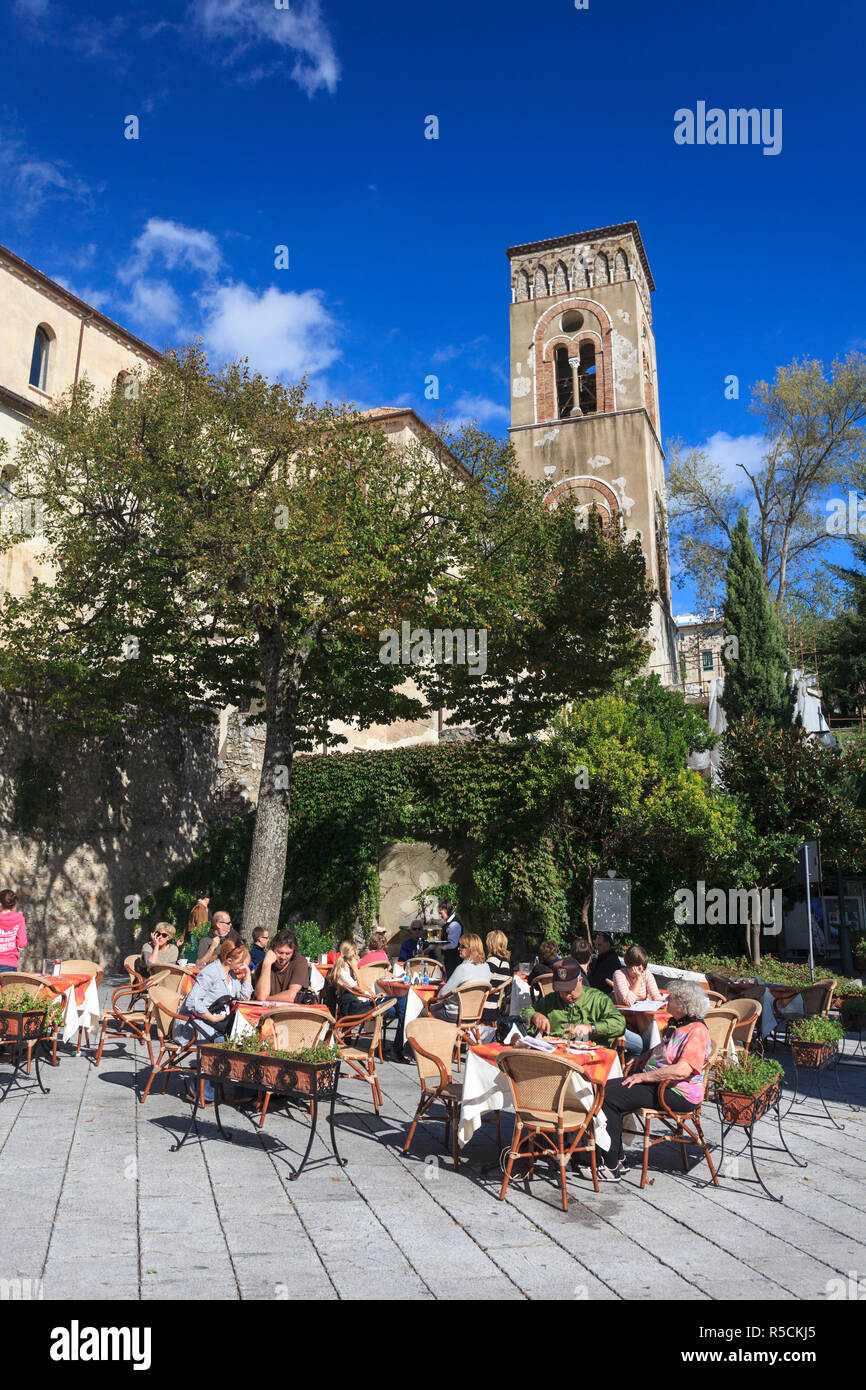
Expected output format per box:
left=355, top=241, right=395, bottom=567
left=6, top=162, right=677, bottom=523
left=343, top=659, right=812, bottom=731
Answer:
left=174, top=941, right=253, bottom=1100
left=569, top=938, right=592, bottom=983
left=612, top=944, right=663, bottom=1054
left=139, top=922, right=179, bottom=975
left=482, top=930, right=513, bottom=1027
left=527, top=939, right=561, bottom=986
left=358, top=930, right=391, bottom=969
left=429, top=934, right=491, bottom=1023
left=596, top=980, right=712, bottom=1183
left=329, top=941, right=380, bottom=1020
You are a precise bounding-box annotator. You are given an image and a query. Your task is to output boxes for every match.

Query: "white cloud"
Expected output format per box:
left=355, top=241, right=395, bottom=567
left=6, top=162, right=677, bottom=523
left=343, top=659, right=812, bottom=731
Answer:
left=120, top=218, right=223, bottom=281
left=200, top=282, right=340, bottom=378
left=124, top=278, right=185, bottom=332
left=450, top=393, right=510, bottom=429
left=191, top=0, right=340, bottom=96
left=701, top=430, right=766, bottom=487
left=52, top=276, right=112, bottom=312
left=674, top=612, right=702, bottom=626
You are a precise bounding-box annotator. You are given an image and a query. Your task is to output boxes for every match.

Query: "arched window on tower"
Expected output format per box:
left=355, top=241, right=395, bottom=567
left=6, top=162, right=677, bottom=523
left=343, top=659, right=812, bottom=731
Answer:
left=593, top=252, right=610, bottom=286
left=553, top=260, right=569, bottom=294
left=534, top=264, right=549, bottom=299
left=514, top=269, right=530, bottom=302
left=614, top=249, right=629, bottom=281
left=573, top=254, right=588, bottom=289
left=577, top=341, right=598, bottom=415
left=29, top=326, right=51, bottom=391
left=554, top=346, right=575, bottom=419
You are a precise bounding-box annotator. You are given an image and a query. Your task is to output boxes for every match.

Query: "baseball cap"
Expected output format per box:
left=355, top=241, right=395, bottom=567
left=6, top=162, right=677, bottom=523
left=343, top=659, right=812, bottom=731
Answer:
left=552, top=959, right=582, bottom=993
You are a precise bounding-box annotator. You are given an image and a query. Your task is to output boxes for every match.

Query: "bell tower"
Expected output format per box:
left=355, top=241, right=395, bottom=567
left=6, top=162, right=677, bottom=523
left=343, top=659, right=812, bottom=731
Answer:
left=507, top=221, right=678, bottom=684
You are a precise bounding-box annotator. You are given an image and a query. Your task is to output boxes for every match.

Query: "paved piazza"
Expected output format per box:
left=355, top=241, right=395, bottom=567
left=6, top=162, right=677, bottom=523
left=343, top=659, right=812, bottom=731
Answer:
left=1, top=979, right=864, bottom=1302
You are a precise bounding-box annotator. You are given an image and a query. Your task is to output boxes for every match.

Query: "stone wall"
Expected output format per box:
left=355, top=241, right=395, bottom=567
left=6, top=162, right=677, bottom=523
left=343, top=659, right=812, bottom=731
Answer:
left=0, top=696, right=238, bottom=968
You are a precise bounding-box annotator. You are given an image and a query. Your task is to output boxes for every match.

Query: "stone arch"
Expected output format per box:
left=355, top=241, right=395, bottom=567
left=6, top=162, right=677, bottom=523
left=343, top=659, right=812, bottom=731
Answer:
left=514, top=268, right=530, bottom=302
left=29, top=322, right=56, bottom=393
left=534, top=263, right=549, bottom=299
left=654, top=491, right=670, bottom=604
left=593, top=251, right=610, bottom=286
left=573, top=252, right=588, bottom=290
left=544, top=474, right=621, bottom=530
left=553, top=259, right=569, bottom=294
left=542, top=331, right=605, bottom=419
left=614, top=248, right=629, bottom=282
left=532, top=298, right=615, bottom=421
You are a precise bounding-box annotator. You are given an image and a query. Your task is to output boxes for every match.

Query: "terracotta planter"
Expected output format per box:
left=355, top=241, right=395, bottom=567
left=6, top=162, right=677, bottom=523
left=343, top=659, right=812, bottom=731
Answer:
left=719, top=1076, right=781, bottom=1126
left=0, top=1008, right=47, bottom=1043
left=854, top=954, right=866, bottom=972
left=199, top=1045, right=338, bottom=1097
left=792, top=1039, right=838, bottom=1069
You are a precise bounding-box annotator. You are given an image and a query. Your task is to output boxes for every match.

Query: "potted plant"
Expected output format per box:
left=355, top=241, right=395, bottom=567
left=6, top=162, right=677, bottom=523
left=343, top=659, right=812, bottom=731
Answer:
left=0, top=986, right=62, bottom=1043
left=838, top=990, right=866, bottom=1030
left=853, top=937, right=866, bottom=972
left=715, top=1054, right=784, bottom=1126
left=791, top=1014, right=844, bottom=1069
left=200, top=1034, right=339, bottom=1097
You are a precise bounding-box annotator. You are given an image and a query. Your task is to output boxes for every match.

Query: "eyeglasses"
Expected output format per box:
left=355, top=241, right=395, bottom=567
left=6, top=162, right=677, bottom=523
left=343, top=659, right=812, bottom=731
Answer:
left=154, top=933, right=169, bottom=940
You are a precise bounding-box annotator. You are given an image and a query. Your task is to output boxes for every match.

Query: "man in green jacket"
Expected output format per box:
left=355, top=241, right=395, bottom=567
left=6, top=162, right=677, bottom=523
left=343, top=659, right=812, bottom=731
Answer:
left=521, top=958, right=625, bottom=1045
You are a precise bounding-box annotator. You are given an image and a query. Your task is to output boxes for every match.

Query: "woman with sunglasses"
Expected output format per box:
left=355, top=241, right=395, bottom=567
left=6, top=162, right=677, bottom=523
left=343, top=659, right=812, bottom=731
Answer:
left=140, top=921, right=179, bottom=975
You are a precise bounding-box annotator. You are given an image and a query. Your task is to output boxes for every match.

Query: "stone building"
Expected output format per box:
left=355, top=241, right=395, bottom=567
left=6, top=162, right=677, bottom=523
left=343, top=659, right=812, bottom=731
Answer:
left=508, top=222, right=678, bottom=684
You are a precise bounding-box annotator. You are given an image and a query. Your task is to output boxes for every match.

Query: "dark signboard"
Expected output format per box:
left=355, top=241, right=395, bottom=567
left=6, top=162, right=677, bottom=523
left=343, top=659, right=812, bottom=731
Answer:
left=592, top=876, right=631, bottom=935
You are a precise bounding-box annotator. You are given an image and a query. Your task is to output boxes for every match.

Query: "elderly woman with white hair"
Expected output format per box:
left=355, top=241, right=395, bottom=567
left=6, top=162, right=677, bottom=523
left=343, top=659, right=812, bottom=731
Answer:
left=594, top=979, right=712, bottom=1183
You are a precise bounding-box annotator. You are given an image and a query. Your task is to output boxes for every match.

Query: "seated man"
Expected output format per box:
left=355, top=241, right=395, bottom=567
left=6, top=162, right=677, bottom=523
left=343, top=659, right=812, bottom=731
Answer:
left=521, top=959, right=625, bottom=1048
left=254, top=929, right=311, bottom=1003
left=196, top=910, right=242, bottom=965
left=397, top=920, right=432, bottom=964
left=587, top=931, right=623, bottom=998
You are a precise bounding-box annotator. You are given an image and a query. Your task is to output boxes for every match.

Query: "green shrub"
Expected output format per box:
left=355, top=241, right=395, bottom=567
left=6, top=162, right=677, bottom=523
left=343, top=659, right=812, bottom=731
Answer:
left=716, top=1054, right=783, bottom=1095
left=791, top=1015, right=844, bottom=1044
left=290, top=921, right=336, bottom=961
left=211, top=1035, right=336, bottom=1064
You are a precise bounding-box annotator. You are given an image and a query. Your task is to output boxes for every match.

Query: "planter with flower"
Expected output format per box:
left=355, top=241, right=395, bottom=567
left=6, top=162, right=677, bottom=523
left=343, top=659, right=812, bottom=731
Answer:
left=715, top=1054, right=785, bottom=1126
left=853, top=938, right=866, bottom=972
left=791, top=1014, right=844, bottom=1069
left=201, top=1034, right=339, bottom=1096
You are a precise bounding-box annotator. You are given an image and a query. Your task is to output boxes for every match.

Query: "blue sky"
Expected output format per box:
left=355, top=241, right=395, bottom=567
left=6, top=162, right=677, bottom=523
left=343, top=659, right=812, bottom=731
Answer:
left=2, top=0, right=864, bottom=616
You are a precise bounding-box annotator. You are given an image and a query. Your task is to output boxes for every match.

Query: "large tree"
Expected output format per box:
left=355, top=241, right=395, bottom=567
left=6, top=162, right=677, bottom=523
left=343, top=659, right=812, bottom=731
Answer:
left=722, top=510, right=795, bottom=729
left=0, top=345, right=654, bottom=935
left=667, top=352, right=866, bottom=615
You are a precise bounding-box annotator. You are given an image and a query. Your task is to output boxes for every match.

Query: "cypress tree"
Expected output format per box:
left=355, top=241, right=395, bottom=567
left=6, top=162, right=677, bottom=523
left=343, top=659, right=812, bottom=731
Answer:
left=722, top=509, right=795, bottom=728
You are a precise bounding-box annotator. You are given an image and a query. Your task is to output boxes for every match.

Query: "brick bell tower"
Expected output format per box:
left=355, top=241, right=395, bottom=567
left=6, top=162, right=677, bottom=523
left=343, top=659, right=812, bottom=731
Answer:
left=507, top=221, right=678, bottom=684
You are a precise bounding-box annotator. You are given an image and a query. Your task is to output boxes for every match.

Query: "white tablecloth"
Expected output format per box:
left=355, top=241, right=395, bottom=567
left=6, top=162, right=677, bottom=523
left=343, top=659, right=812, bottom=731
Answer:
left=458, top=1045, right=623, bottom=1153
left=59, top=978, right=101, bottom=1045
left=759, top=985, right=803, bottom=1038
left=648, top=964, right=709, bottom=985
left=310, top=964, right=325, bottom=993
left=509, top=975, right=531, bottom=1015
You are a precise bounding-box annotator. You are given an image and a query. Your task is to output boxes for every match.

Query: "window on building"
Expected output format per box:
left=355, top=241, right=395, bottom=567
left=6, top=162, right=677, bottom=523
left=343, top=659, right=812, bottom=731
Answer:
left=577, top=341, right=597, bottom=414
left=29, top=326, right=50, bottom=391
left=554, top=346, right=574, bottom=418
left=701, top=649, right=714, bottom=672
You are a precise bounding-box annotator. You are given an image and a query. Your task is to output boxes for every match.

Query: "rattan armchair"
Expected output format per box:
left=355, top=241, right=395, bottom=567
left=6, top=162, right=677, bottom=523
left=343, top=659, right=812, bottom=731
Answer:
left=403, top=1018, right=463, bottom=1170
left=719, top=998, right=762, bottom=1055
left=706, top=990, right=727, bottom=1007
left=631, top=1016, right=728, bottom=1189
left=334, top=998, right=392, bottom=1114
left=497, top=1048, right=604, bottom=1208
left=250, top=1007, right=336, bottom=1129
left=404, top=957, right=445, bottom=982
left=138, top=984, right=207, bottom=1103
left=447, top=982, right=493, bottom=1068
left=529, top=972, right=554, bottom=1008
left=769, top=979, right=835, bottom=1048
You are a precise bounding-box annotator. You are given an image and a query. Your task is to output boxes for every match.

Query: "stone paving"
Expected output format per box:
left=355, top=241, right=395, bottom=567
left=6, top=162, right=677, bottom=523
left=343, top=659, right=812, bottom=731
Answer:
left=1, top=978, right=865, bottom=1301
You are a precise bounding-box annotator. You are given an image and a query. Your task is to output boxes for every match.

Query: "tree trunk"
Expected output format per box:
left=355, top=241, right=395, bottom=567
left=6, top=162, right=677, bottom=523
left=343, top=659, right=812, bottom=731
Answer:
left=241, top=624, right=301, bottom=940
left=748, top=914, right=762, bottom=969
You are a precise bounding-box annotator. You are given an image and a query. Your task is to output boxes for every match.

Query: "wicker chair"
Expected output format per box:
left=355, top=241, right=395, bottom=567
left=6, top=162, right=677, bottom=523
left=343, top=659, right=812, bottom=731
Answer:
left=123, top=954, right=147, bottom=988
left=719, top=998, right=762, bottom=1055
left=497, top=1049, right=604, bottom=1209
left=770, top=979, right=835, bottom=1048
left=94, top=968, right=156, bottom=1066
left=529, top=972, right=554, bottom=1008
left=706, top=990, right=727, bottom=1008
left=334, top=999, right=392, bottom=1115
left=147, top=963, right=195, bottom=988
left=138, top=984, right=207, bottom=1103
left=432, top=982, right=493, bottom=1068
left=403, top=1018, right=463, bottom=1170
left=59, top=958, right=103, bottom=1055
left=357, top=963, right=391, bottom=993
left=632, top=1015, right=729, bottom=1188
left=704, top=971, right=733, bottom=998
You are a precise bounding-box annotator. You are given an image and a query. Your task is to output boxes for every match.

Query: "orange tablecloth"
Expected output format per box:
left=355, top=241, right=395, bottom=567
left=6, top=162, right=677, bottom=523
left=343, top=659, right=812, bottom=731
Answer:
left=616, top=1003, right=671, bottom=1033
left=34, top=972, right=93, bottom=1006
left=377, top=979, right=439, bottom=1000
left=471, top=1041, right=619, bottom=1087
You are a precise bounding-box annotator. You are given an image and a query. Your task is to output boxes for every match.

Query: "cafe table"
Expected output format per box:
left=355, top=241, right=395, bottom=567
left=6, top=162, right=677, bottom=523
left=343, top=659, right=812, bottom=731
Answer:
left=33, top=972, right=101, bottom=1046
left=459, top=1037, right=623, bottom=1153
left=724, top=979, right=803, bottom=1038
left=376, top=977, right=440, bottom=1030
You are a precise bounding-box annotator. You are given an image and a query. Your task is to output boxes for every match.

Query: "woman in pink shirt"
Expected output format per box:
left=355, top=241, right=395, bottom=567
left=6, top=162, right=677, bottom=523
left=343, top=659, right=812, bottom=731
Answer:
left=0, top=889, right=27, bottom=972
left=612, top=944, right=662, bottom=1054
